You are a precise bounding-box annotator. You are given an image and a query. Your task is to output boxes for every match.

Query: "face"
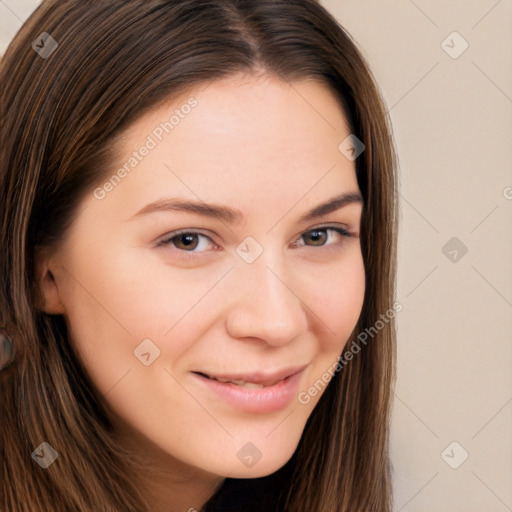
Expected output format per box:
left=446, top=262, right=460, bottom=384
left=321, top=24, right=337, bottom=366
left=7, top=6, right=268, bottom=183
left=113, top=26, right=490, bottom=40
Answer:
left=38, top=74, right=365, bottom=480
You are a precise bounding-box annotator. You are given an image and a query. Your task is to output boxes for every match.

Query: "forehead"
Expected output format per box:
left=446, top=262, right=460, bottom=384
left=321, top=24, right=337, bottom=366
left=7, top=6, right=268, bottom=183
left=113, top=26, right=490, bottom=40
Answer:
left=93, top=74, right=359, bottom=224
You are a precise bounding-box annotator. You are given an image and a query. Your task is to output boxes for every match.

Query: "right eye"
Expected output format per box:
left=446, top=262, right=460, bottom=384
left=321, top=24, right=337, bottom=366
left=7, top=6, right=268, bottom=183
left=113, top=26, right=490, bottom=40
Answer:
left=159, top=229, right=219, bottom=259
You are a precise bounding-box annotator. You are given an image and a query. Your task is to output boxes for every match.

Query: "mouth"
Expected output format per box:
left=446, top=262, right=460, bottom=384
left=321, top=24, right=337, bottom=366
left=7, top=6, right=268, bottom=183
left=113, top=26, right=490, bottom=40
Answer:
left=191, top=364, right=308, bottom=414
left=194, top=373, right=287, bottom=389
left=192, top=365, right=307, bottom=389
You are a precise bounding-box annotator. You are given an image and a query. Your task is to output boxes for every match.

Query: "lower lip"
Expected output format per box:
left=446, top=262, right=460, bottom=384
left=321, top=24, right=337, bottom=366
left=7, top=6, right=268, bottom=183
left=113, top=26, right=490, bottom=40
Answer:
left=192, top=370, right=304, bottom=414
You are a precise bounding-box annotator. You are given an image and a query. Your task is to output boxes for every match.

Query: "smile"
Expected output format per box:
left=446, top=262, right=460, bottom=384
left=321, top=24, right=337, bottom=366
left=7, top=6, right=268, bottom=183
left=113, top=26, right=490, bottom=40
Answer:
left=191, top=365, right=308, bottom=414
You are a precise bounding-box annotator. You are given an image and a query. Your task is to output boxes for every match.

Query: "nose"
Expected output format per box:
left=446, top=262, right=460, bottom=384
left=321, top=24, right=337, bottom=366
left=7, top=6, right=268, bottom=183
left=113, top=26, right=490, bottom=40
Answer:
left=224, top=252, right=309, bottom=347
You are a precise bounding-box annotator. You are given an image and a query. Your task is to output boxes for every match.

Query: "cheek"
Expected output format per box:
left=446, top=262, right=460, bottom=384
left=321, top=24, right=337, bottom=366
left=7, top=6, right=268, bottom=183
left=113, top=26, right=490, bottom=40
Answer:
left=62, top=288, right=136, bottom=397
left=294, top=251, right=365, bottom=412
left=56, top=256, right=163, bottom=393
left=304, top=249, right=366, bottom=351
left=100, top=249, right=223, bottom=336
left=59, top=249, right=222, bottom=396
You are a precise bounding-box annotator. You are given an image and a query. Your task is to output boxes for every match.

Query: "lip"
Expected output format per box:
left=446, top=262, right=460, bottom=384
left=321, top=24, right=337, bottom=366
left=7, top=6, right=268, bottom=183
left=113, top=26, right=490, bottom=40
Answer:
left=191, top=365, right=307, bottom=414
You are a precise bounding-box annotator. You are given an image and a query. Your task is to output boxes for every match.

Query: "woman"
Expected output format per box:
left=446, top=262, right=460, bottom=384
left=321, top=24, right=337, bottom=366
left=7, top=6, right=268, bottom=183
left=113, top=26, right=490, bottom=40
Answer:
left=0, top=1, right=398, bottom=510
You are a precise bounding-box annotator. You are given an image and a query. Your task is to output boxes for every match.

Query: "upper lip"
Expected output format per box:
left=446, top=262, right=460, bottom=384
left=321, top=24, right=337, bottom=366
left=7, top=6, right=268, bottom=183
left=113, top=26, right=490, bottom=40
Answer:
left=194, top=364, right=308, bottom=386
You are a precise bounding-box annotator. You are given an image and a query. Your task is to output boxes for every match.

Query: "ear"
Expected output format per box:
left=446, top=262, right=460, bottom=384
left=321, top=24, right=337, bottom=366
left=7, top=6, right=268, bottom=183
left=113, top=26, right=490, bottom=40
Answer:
left=33, top=245, right=66, bottom=314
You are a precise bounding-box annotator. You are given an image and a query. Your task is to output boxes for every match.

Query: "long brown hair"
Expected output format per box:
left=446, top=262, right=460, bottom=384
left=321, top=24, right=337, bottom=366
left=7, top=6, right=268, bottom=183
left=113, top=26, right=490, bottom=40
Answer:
left=0, top=1, right=398, bottom=510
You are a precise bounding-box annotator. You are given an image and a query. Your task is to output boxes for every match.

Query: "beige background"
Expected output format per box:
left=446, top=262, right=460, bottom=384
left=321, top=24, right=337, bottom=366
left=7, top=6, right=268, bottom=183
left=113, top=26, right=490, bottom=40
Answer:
left=1, top=1, right=511, bottom=510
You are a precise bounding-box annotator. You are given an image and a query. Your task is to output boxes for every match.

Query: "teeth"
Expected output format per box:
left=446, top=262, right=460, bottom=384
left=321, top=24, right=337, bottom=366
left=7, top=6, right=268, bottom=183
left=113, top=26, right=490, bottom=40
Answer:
left=215, top=377, right=232, bottom=383
left=236, top=381, right=265, bottom=389
left=209, top=376, right=282, bottom=388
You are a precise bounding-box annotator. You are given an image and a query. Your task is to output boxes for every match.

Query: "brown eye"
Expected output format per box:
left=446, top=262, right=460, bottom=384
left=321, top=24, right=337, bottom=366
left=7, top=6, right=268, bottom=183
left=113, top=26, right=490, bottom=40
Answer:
left=304, top=229, right=328, bottom=246
left=159, top=230, right=215, bottom=258
left=172, top=233, right=200, bottom=251
left=299, top=227, right=351, bottom=247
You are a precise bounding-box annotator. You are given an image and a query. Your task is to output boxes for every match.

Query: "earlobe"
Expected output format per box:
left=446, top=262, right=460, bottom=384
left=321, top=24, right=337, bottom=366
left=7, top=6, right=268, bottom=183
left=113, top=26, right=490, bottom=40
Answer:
left=34, top=246, right=66, bottom=315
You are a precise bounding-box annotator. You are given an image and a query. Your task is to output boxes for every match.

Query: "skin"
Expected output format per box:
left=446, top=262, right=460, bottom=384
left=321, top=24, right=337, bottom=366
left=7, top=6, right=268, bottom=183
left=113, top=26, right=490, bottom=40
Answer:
left=35, top=73, right=366, bottom=512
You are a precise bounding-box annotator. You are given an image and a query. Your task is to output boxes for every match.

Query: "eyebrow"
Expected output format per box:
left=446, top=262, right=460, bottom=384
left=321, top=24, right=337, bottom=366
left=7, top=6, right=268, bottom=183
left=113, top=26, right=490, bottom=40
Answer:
left=129, top=191, right=363, bottom=224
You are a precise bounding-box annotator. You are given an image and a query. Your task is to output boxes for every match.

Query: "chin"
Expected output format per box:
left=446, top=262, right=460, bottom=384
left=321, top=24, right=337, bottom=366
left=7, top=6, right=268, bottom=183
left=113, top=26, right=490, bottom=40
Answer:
left=204, top=439, right=299, bottom=479
left=227, top=460, right=289, bottom=479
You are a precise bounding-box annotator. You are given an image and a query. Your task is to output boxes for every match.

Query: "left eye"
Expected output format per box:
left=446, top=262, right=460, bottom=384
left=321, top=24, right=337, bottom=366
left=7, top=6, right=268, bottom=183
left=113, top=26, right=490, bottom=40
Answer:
left=293, top=226, right=352, bottom=248
left=159, top=226, right=352, bottom=258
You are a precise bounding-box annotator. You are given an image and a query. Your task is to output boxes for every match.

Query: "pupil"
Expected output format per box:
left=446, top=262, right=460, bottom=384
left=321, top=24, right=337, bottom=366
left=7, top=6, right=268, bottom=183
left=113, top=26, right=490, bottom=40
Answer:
left=178, top=234, right=197, bottom=249
left=309, top=230, right=325, bottom=245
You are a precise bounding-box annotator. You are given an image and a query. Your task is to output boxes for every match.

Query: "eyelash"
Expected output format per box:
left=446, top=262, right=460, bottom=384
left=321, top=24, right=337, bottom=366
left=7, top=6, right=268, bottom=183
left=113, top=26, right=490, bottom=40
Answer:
left=158, top=225, right=353, bottom=260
